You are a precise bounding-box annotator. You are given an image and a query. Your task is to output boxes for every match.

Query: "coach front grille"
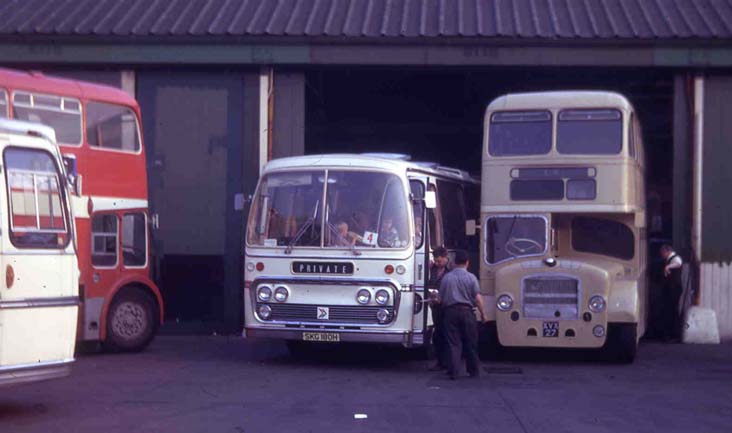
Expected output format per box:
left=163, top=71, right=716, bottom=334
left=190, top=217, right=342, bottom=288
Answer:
left=257, top=303, right=395, bottom=325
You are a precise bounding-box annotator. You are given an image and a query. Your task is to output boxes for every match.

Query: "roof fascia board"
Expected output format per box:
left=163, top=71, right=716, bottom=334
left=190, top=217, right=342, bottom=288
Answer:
left=1, top=42, right=732, bottom=67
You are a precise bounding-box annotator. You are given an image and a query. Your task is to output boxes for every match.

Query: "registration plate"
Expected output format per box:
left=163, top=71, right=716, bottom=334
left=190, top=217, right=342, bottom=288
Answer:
left=302, top=332, right=340, bottom=342
left=542, top=321, right=559, bottom=337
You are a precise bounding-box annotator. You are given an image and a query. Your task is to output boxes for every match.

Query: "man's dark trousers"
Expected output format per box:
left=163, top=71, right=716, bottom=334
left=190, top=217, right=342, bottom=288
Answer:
left=443, top=304, right=480, bottom=378
left=662, top=270, right=683, bottom=340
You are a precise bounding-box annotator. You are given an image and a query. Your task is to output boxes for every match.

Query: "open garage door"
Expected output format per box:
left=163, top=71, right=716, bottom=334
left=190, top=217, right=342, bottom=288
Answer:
left=304, top=66, right=681, bottom=338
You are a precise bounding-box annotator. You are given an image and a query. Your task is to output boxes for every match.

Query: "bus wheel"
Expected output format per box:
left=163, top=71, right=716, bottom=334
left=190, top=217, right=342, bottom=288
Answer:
left=104, top=288, right=157, bottom=352
left=606, top=323, right=638, bottom=363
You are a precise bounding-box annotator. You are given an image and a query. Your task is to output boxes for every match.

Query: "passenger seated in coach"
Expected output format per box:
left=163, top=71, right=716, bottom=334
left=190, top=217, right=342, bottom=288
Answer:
left=414, top=216, right=423, bottom=247
left=349, top=210, right=372, bottom=235
left=330, top=221, right=357, bottom=247
left=379, top=216, right=404, bottom=248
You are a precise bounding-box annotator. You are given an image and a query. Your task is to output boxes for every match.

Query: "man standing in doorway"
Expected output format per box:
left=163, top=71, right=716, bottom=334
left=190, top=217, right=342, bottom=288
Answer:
left=438, top=250, right=488, bottom=380
left=660, top=244, right=684, bottom=342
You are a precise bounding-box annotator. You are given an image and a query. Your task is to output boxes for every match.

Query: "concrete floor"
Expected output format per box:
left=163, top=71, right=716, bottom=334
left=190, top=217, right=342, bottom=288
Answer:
left=2, top=337, right=731, bottom=433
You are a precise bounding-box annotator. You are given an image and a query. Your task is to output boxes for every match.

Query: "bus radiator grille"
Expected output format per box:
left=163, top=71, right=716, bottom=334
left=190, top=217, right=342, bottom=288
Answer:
left=522, top=276, right=579, bottom=320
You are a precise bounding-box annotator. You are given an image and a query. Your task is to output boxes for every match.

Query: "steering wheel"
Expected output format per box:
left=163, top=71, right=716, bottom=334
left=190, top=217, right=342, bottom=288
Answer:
left=504, top=237, right=543, bottom=256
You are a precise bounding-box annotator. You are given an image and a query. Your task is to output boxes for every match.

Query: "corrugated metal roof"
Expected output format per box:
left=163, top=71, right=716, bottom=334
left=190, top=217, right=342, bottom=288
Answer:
left=0, top=0, right=731, bottom=40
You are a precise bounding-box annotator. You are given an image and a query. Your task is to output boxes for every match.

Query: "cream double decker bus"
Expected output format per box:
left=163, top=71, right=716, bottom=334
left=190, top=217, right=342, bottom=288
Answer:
left=481, top=91, right=646, bottom=362
left=244, top=154, right=478, bottom=353
left=0, top=119, right=79, bottom=386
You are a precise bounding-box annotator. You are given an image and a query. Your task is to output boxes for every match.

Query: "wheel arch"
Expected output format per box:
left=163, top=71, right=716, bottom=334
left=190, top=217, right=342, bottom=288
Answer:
left=99, top=276, right=164, bottom=342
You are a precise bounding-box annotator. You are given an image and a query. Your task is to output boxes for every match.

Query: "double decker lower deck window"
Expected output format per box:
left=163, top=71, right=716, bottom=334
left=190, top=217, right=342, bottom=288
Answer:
left=486, top=216, right=546, bottom=264
left=571, top=216, right=634, bottom=260
left=4, top=147, right=69, bottom=248
left=92, top=215, right=118, bottom=267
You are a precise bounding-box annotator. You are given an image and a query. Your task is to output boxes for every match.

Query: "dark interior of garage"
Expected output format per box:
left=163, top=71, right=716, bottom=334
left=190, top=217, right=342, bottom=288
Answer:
left=305, top=66, right=675, bottom=239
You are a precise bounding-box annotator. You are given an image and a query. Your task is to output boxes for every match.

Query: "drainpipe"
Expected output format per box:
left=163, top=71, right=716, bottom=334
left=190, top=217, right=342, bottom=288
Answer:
left=692, top=75, right=704, bottom=266
left=259, top=66, right=274, bottom=174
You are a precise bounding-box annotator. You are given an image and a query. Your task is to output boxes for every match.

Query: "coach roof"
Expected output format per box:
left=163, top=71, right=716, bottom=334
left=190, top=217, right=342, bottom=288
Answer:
left=264, top=154, right=474, bottom=183
left=487, top=91, right=635, bottom=113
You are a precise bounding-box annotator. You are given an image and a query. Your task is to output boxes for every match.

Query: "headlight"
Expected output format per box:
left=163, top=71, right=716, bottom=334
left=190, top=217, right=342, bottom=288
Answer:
left=356, top=289, right=371, bottom=304
left=258, top=304, right=272, bottom=320
left=274, top=286, right=289, bottom=302
left=375, top=289, right=390, bottom=305
left=496, top=294, right=513, bottom=311
left=588, top=295, right=606, bottom=313
left=257, top=286, right=272, bottom=302
left=396, top=264, right=406, bottom=275
left=376, top=308, right=390, bottom=323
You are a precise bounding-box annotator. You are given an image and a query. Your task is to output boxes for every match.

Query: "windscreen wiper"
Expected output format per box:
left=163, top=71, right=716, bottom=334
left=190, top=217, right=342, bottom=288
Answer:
left=285, top=200, right=319, bottom=254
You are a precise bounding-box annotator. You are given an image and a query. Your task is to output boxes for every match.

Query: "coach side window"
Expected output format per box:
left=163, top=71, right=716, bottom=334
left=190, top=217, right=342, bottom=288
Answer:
left=427, top=185, right=443, bottom=250
left=437, top=180, right=469, bottom=250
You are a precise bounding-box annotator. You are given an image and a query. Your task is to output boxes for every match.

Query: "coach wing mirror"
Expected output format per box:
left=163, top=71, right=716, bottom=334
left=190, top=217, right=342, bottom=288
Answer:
left=424, top=191, right=437, bottom=209
left=466, top=219, right=478, bottom=236
left=62, top=154, right=82, bottom=196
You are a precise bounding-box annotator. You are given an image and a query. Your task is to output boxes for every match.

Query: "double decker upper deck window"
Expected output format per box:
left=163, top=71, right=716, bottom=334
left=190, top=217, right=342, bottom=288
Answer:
left=12, top=91, right=82, bottom=145
left=4, top=147, right=70, bottom=249
left=557, top=109, right=622, bottom=154
left=489, top=111, right=552, bottom=156
left=86, top=101, right=140, bottom=152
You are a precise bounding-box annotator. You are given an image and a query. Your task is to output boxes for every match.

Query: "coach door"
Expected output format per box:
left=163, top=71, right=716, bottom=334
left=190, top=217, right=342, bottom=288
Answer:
left=409, top=177, right=429, bottom=335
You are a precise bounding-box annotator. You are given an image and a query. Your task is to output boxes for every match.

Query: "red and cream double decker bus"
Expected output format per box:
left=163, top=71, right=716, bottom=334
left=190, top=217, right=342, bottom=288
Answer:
left=0, top=68, right=163, bottom=352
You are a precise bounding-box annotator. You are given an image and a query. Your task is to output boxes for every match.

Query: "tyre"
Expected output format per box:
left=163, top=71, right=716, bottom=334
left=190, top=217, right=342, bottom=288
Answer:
left=605, top=323, right=638, bottom=363
left=104, top=287, right=157, bottom=352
